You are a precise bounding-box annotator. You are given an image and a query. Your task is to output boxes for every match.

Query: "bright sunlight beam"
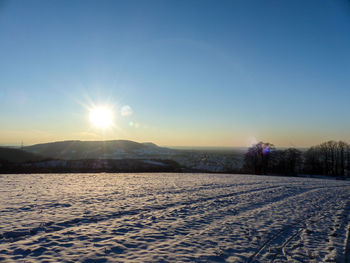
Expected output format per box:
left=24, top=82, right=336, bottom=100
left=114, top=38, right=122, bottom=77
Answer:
left=89, top=106, right=114, bottom=129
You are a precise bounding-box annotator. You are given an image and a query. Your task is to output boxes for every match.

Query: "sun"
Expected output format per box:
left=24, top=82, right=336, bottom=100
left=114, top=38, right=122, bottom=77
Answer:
left=89, top=106, right=113, bottom=129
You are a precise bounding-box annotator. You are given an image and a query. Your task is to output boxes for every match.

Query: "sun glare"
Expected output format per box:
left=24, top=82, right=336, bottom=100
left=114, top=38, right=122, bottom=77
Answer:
left=89, top=106, right=113, bottom=129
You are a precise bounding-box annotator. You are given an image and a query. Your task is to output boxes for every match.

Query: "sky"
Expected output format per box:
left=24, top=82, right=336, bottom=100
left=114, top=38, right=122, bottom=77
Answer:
left=0, top=0, right=350, bottom=147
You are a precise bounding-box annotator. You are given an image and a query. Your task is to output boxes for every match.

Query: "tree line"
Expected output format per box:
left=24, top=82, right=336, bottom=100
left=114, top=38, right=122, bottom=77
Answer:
left=243, top=140, right=350, bottom=177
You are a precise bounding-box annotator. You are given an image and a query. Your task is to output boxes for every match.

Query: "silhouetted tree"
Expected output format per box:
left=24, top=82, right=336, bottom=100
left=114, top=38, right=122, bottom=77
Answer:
left=283, top=148, right=303, bottom=175
left=269, top=148, right=302, bottom=175
left=347, top=144, right=350, bottom=177
left=244, top=142, right=274, bottom=174
left=338, top=141, right=347, bottom=176
left=303, top=146, right=322, bottom=175
left=243, top=140, right=350, bottom=177
left=303, top=140, right=350, bottom=177
left=269, top=149, right=284, bottom=173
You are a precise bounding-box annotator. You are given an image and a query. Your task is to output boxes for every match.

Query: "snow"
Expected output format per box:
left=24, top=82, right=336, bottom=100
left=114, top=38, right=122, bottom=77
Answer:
left=141, top=160, right=166, bottom=166
left=0, top=173, right=350, bottom=262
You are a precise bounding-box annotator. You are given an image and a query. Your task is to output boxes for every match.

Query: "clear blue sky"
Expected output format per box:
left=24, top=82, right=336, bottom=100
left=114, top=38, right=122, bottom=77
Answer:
left=0, top=0, right=349, bottom=147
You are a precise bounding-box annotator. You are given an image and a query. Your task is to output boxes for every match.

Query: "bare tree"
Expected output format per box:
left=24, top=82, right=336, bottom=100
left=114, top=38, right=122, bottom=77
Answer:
left=303, top=141, right=350, bottom=177
left=244, top=142, right=274, bottom=175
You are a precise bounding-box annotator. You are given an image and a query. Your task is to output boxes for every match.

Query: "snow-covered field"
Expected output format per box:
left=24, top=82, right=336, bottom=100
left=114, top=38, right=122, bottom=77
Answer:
left=1, top=173, right=350, bottom=262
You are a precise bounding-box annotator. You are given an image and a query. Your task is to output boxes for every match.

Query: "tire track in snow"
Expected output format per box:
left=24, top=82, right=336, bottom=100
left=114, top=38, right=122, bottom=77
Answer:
left=108, top=185, right=345, bottom=261
left=2, top=182, right=328, bottom=245
left=0, top=184, right=285, bottom=243
left=0, top=180, right=284, bottom=214
left=247, top=189, right=350, bottom=263
left=277, top=194, right=350, bottom=263
left=340, top=200, right=350, bottom=263
left=345, top=223, right=350, bottom=263
left=1, top=174, right=349, bottom=263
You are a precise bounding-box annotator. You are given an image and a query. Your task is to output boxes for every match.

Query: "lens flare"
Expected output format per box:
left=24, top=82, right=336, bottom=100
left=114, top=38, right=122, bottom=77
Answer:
left=120, top=105, right=133, bottom=117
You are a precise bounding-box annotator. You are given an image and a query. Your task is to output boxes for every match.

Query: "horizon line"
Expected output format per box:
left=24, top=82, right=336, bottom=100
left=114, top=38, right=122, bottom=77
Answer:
left=0, top=138, right=342, bottom=149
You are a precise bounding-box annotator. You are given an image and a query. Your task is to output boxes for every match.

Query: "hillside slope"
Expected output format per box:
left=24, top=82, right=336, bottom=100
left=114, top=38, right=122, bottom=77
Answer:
left=0, top=147, right=45, bottom=163
left=23, top=140, right=173, bottom=160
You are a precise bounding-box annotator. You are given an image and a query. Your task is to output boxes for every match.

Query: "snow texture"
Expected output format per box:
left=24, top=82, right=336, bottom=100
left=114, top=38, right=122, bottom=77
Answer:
left=0, top=173, right=350, bottom=262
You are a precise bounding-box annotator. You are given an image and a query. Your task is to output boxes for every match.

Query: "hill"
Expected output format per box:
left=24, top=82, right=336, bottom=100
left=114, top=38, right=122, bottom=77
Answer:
left=0, top=147, right=45, bottom=163
left=23, top=140, right=174, bottom=160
